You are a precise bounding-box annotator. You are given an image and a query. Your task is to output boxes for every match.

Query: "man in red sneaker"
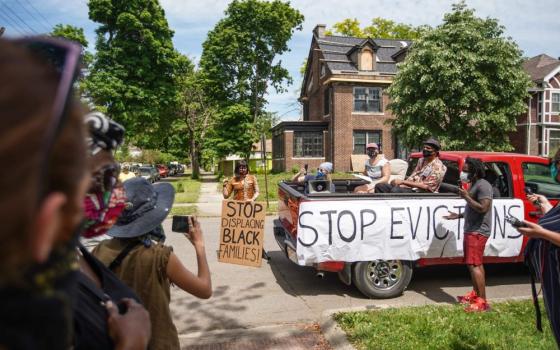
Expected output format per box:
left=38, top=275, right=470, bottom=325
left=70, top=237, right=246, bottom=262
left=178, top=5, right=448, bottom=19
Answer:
left=444, top=157, right=493, bottom=312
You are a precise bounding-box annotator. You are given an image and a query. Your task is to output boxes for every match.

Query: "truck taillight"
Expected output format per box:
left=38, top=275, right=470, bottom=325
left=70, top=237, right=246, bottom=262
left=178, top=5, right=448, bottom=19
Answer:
left=316, top=261, right=345, bottom=272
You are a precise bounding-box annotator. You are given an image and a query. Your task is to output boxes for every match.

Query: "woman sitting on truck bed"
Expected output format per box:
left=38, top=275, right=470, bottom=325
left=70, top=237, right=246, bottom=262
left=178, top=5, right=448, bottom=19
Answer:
left=354, top=143, right=391, bottom=193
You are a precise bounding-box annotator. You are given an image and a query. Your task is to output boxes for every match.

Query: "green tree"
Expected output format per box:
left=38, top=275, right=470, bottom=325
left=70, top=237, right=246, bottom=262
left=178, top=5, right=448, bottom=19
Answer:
left=388, top=1, right=531, bottom=151
left=200, top=0, right=304, bottom=158
left=175, top=65, right=217, bottom=179
left=84, top=0, right=182, bottom=147
left=51, top=24, right=94, bottom=74
left=325, top=17, right=429, bottom=40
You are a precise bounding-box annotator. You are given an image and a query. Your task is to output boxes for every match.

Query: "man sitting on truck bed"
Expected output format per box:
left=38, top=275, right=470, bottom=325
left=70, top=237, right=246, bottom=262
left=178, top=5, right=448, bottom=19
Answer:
left=375, top=138, right=446, bottom=193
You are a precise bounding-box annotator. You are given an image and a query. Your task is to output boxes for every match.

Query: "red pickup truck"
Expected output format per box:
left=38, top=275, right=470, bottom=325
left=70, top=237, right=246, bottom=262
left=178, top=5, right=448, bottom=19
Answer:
left=274, top=152, right=559, bottom=299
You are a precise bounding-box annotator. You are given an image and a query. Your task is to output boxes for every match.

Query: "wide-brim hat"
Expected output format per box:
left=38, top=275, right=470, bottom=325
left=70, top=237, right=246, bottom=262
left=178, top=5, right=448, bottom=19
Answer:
left=107, top=177, right=175, bottom=238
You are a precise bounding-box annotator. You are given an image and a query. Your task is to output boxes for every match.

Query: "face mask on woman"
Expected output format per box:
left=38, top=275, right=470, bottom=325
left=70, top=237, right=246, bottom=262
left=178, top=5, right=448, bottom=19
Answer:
left=551, top=162, right=559, bottom=183
left=83, top=164, right=126, bottom=238
left=367, top=149, right=378, bottom=158
left=459, top=171, right=471, bottom=183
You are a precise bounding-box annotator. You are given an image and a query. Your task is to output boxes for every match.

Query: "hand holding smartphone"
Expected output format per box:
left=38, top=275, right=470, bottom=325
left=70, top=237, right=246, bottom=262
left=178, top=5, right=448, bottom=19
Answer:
left=172, top=215, right=190, bottom=233
left=505, top=214, right=527, bottom=228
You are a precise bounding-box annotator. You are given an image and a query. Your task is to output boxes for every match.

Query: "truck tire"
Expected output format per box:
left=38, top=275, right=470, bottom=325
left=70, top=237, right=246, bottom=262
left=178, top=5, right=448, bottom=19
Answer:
left=352, top=260, right=413, bottom=299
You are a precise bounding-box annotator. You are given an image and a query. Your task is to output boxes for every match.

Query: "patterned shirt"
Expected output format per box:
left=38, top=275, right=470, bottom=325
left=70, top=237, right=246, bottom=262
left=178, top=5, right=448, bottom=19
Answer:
left=224, top=174, right=259, bottom=201
left=406, top=157, right=447, bottom=192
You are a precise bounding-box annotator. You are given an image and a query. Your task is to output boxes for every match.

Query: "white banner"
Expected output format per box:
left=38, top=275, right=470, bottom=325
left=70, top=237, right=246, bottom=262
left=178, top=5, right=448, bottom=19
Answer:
left=296, top=198, right=524, bottom=265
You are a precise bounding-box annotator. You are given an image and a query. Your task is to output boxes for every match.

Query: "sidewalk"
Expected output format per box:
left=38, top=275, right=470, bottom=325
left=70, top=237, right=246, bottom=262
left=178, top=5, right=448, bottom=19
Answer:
left=194, top=173, right=223, bottom=217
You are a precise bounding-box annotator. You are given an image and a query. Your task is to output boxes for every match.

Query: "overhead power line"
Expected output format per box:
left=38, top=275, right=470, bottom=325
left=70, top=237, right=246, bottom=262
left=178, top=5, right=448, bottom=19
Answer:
left=20, top=0, right=53, bottom=29
left=14, top=0, right=50, bottom=32
left=2, top=2, right=38, bottom=34
left=0, top=8, right=27, bottom=35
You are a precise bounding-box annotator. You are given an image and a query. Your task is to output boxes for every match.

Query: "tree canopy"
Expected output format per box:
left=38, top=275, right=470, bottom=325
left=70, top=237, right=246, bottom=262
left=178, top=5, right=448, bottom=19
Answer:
left=200, top=0, right=304, bottom=158
left=51, top=24, right=94, bottom=67
left=388, top=2, right=531, bottom=151
left=325, top=17, right=429, bottom=40
left=84, top=0, right=184, bottom=148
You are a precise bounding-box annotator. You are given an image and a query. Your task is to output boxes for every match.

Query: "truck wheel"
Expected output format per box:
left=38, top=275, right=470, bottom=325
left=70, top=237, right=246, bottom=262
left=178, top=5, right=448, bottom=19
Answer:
left=352, top=260, right=413, bottom=299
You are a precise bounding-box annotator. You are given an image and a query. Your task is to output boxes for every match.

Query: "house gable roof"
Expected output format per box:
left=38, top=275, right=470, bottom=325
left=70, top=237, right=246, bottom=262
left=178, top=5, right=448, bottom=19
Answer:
left=315, top=35, right=411, bottom=74
left=523, top=54, right=560, bottom=83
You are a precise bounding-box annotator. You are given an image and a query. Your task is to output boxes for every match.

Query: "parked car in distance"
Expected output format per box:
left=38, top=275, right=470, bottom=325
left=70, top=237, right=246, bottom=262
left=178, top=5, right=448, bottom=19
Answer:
left=167, top=163, right=177, bottom=176
left=157, top=164, right=169, bottom=178
left=138, top=166, right=157, bottom=183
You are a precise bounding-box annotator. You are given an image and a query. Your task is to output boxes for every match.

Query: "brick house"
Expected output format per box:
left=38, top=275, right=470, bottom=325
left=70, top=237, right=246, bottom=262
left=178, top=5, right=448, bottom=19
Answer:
left=511, top=54, right=560, bottom=157
left=271, top=25, right=411, bottom=172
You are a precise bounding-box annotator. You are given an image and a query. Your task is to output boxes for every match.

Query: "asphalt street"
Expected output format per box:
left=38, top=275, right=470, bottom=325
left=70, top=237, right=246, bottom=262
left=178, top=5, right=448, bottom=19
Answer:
left=165, top=216, right=533, bottom=337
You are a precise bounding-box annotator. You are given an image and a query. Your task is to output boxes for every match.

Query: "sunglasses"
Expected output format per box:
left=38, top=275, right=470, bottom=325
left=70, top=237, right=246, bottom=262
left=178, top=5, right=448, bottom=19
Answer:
left=12, top=37, right=82, bottom=202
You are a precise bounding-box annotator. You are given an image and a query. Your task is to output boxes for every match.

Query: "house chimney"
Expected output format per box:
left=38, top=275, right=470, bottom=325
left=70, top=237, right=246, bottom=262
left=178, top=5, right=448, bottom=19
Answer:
left=313, top=24, right=326, bottom=38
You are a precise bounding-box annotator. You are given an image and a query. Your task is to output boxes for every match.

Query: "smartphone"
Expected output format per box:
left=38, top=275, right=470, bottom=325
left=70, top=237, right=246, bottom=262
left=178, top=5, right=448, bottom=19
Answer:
left=524, top=187, right=541, bottom=207
left=505, top=215, right=527, bottom=228
left=172, top=215, right=190, bottom=233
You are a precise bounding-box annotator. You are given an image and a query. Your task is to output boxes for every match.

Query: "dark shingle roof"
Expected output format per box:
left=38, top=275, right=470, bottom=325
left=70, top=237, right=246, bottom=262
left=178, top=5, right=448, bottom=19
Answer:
left=523, top=54, right=560, bottom=83
left=315, top=35, right=411, bottom=74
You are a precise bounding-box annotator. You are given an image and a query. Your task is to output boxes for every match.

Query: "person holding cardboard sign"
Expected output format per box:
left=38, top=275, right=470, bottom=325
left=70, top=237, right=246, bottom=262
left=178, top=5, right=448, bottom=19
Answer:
left=223, top=160, right=260, bottom=202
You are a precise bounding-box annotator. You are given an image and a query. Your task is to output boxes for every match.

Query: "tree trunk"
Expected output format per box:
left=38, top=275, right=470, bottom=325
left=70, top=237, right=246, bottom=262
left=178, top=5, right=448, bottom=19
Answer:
left=190, top=130, right=200, bottom=180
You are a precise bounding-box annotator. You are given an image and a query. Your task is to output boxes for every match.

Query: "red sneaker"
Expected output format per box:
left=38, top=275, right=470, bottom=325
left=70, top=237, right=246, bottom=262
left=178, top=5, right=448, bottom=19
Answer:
left=457, top=290, right=477, bottom=304
left=464, top=297, right=490, bottom=312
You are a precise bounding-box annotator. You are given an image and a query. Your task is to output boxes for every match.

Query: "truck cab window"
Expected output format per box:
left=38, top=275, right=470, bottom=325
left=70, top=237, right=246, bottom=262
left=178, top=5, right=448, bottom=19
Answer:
left=522, top=162, right=560, bottom=199
left=484, top=162, right=512, bottom=198
left=441, top=160, right=459, bottom=185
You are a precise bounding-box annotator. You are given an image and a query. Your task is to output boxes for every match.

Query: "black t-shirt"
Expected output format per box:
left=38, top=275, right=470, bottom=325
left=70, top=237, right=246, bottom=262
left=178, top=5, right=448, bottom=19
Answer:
left=73, top=245, right=140, bottom=350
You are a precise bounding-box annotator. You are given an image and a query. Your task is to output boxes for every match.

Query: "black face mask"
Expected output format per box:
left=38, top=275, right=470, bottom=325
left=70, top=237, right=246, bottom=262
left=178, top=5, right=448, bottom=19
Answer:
left=423, top=150, right=434, bottom=158
left=367, top=150, right=378, bottom=158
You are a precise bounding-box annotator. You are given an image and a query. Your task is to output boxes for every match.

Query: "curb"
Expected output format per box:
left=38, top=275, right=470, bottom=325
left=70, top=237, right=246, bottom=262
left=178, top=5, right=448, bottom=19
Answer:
left=320, top=309, right=357, bottom=350
left=178, top=323, right=324, bottom=347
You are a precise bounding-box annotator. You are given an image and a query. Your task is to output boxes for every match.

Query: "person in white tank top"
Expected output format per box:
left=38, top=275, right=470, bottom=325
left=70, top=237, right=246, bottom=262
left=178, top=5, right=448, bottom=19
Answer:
left=354, top=142, right=391, bottom=193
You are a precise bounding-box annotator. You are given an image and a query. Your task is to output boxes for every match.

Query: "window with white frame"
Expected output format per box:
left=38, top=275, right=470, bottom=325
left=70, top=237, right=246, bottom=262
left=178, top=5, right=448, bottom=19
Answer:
left=552, top=93, right=560, bottom=113
left=353, top=87, right=382, bottom=113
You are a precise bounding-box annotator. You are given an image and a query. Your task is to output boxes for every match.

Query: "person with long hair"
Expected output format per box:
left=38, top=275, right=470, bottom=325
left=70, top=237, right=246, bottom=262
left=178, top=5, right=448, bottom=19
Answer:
left=223, top=160, right=260, bottom=201
left=0, top=38, right=149, bottom=349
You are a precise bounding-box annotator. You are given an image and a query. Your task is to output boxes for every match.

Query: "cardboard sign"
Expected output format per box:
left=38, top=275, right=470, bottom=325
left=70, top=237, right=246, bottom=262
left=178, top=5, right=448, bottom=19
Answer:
left=218, top=200, right=266, bottom=267
left=296, top=198, right=524, bottom=265
left=350, top=154, right=368, bottom=172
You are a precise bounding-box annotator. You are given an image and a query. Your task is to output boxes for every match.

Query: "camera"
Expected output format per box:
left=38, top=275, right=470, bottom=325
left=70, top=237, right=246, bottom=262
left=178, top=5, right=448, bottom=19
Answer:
left=505, top=215, right=527, bottom=228
left=172, top=215, right=190, bottom=233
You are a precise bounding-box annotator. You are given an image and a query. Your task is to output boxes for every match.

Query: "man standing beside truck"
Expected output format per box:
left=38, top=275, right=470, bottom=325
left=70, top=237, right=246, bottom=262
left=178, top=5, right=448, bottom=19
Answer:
left=444, top=157, right=493, bottom=312
left=375, top=138, right=446, bottom=193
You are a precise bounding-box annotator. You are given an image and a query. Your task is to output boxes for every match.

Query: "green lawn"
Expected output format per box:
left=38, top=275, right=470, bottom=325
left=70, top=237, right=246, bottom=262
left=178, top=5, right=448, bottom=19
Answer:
left=170, top=205, right=197, bottom=216
left=170, top=177, right=202, bottom=204
left=335, top=299, right=555, bottom=350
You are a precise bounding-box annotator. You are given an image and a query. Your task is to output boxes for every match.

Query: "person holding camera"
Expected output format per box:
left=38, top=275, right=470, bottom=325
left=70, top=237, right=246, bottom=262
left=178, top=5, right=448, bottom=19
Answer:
left=223, top=160, right=260, bottom=201
left=514, top=153, right=560, bottom=346
left=292, top=162, right=336, bottom=193
left=444, top=157, right=493, bottom=312
left=92, top=177, right=212, bottom=350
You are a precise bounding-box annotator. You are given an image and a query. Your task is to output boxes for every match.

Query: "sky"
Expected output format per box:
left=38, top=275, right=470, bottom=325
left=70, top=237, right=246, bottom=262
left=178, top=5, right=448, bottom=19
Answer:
left=1, top=0, right=559, bottom=121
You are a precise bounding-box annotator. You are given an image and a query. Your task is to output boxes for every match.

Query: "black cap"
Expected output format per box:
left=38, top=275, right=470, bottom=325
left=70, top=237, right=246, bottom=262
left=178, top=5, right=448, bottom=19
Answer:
left=423, top=138, right=441, bottom=151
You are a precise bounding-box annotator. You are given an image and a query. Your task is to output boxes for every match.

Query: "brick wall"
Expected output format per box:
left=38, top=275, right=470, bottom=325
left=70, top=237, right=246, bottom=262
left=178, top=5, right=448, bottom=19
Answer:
left=331, top=83, right=395, bottom=172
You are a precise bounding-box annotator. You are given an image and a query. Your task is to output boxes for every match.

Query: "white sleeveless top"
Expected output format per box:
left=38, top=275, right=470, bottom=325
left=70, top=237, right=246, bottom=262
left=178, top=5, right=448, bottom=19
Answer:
left=365, top=156, right=388, bottom=180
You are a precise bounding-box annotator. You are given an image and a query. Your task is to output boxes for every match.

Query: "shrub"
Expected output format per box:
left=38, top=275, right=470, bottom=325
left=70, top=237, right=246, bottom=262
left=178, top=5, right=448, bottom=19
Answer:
left=176, top=182, right=184, bottom=193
